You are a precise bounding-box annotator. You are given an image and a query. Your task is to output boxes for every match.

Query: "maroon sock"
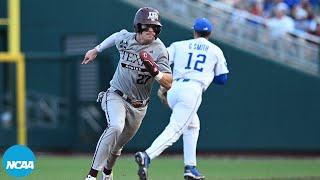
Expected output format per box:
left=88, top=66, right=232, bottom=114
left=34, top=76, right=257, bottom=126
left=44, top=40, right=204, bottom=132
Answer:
left=89, top=168, right=98, bottom=177
left=103, top=167, right=112, bottom=175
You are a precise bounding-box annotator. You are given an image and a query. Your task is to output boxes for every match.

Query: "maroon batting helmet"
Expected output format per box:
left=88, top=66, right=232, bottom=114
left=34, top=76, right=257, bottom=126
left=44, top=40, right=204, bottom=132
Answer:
left=133, top=7, right=162, bottom=35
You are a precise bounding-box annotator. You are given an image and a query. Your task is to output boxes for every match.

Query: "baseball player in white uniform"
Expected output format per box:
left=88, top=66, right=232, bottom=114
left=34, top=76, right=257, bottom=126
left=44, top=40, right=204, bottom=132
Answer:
left=82, top=7, right=172, bottom=180
left=135, top=18, right=229, bottom=180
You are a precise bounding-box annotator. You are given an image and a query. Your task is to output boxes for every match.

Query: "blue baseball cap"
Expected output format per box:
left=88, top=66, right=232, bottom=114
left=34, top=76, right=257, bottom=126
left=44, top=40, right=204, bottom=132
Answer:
left=193, top=18, right=213, bottom=32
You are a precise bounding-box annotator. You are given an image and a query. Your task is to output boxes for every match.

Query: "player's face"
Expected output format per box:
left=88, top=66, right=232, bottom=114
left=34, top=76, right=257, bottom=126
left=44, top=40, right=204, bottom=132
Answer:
left=139, top=24, right=160, bottom=44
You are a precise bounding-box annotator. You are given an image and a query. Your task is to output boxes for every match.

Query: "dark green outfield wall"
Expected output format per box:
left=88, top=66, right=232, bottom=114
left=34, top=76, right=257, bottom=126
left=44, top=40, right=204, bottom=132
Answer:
left=195, top=44, right=320, bottom=151
left=0, top=0, right=319, bottom=152
left=133, top=42, right=320, bottom=152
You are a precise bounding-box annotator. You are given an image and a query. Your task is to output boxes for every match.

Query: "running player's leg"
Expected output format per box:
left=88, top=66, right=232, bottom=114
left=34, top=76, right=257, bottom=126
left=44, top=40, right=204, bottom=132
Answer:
left=105, top=104, right=147, bottom=170
left=88, top=91, right=126, bottom=176
left=183, top=114, right=200, bottom=167
left=135, top=87, right=201, bottom=180
left=135, top=82, right=202, bottom=180
left=145, top=82, right=202, bottom=160
left=183, top=114, right=204, bottom=179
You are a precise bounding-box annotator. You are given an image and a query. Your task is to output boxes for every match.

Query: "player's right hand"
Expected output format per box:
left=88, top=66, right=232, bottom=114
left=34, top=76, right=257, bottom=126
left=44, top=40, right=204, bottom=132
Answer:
left=81, top=48, right=98, bottom=64
left=139, top=51, right=159, bottom=76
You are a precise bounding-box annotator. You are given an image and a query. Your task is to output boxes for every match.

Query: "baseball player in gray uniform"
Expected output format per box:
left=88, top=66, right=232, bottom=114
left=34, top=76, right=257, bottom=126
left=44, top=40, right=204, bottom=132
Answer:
left=82, top=7, right=172, bottom=180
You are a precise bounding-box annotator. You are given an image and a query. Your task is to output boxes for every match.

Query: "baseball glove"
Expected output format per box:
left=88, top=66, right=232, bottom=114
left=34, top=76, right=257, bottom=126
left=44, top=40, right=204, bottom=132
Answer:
left=139, top=51, right=159, bottom=77
left=157, top=86, right=169, bottom=107
left=96, top=91, right=106, bottom=102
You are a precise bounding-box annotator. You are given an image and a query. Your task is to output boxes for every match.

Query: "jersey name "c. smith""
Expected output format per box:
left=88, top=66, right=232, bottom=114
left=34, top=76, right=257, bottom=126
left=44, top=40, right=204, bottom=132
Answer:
left=188, top=43, right=209, bottom=52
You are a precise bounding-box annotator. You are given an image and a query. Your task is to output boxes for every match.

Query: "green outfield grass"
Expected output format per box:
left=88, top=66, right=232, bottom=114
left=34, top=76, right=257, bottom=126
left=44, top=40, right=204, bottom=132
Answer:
left=1, top=154, right=320, bottom=180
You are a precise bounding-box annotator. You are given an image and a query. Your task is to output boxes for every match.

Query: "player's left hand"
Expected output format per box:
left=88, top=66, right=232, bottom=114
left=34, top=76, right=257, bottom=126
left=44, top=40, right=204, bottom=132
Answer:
left=139, top=51, right=159, bottom=77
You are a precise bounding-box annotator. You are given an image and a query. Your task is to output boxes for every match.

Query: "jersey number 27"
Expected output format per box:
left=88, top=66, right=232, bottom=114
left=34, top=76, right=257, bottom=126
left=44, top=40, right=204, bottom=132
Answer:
left=185, top=53, right=206, bottom=72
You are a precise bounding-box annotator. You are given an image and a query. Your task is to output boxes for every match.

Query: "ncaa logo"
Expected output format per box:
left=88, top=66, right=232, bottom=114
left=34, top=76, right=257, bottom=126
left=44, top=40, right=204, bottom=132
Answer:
left=148, top=12, right=158, bottom=21
left=1, top=145, right=36, bottom=177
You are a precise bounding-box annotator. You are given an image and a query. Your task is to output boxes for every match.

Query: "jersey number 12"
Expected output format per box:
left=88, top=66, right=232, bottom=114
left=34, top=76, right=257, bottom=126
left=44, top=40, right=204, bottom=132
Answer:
left=185, top=53, right=206, bottom=72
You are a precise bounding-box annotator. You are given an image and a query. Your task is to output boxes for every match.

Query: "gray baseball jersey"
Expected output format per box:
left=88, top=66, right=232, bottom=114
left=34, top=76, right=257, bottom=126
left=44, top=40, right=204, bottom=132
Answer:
left=90, top=29, right=171, bottom=172
left=110, top=29, right=171, bottom=100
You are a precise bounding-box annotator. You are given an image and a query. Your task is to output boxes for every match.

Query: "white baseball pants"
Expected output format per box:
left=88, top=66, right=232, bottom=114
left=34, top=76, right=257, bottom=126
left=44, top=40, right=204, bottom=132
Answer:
left=146, top=80, right=203, bottom=166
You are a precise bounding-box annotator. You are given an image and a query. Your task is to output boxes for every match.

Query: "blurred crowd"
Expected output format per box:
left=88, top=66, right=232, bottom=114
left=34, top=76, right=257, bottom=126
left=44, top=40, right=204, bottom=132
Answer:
left=218, top=0, right=320, bottom=37
left=153, top=0, right=320, bottom=44
left=157, top=0, right=319, bottom=72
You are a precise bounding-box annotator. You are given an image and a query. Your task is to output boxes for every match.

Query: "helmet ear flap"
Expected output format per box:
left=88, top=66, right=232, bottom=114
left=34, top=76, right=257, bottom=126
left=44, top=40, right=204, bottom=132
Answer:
left=134, top=24, right=143, bottom=33
left=153, top=26, right=162, bottom=35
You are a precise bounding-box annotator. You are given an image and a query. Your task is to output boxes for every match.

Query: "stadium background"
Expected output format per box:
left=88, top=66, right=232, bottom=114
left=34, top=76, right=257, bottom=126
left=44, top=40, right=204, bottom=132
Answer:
left=1, top=0, right=320, bottom=179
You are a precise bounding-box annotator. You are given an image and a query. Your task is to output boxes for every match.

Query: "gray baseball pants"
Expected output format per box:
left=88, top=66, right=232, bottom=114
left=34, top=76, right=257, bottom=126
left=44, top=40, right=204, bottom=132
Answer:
left=91, top=88, right=147, bottom=171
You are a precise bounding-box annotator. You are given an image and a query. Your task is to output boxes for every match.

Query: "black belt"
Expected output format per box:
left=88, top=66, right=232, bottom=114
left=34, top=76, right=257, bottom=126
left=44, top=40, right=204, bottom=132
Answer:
left=114, top=90, right=149, bottom=108
left=175, top=78, right=190, bottom=82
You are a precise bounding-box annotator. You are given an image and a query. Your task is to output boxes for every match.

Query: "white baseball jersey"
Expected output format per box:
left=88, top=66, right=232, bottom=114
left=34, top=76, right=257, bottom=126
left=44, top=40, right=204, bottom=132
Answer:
left=167, top=37, right=229, bottom=90
left=145, top=36, right=229, bottom=166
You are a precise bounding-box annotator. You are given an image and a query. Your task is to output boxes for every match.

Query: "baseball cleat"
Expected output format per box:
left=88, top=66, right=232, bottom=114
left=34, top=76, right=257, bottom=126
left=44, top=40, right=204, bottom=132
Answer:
left=85, top=175, right=97, bottom=180
left=135, top=151, right=150, bottom=180
left=101, top=172, right=113, bottom=180
left=184, top=165, right=205, bottom=180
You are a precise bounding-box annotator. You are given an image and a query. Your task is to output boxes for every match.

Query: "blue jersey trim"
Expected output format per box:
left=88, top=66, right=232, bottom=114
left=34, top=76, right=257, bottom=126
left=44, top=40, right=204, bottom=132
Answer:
left=213, top=74, right=228, bottom=85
